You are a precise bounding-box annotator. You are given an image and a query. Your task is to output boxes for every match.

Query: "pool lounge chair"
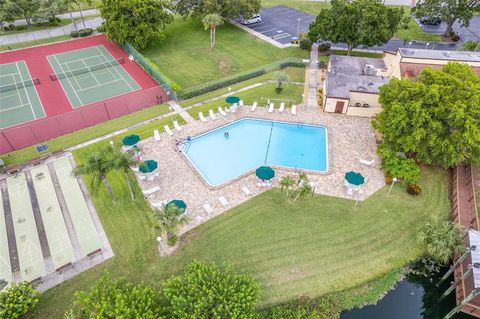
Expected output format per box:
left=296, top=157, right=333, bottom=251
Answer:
left=250, top=102, right=257, bottom=112
left=268, top=103, right=274, bottom=113
left=291, top=104, right=297, bottom=115
left=239, top=100, right=244, bottom=107
left=203, top=203, right=214, bottom=214
left=218, top=196, right=229, bottom=207
left=199, top=112, right=208, bottom=122
left=359, top=159, right=375, bottom=166
left=241, top=186, right=252, bottom=196
left=218, top=107, right=228, bottom=116
left=209, top=109, right=217, bottom=120
left=173, top=120, right=182, bottom=131
left=230, top=103, right=237, bottom=113
left=154, top=129, right=161, bottom=142
left=143, top=186, right=160, bottom=196
left=279, top=102, right=285, bottom=112
left=164, top=125, right=174, bottom=136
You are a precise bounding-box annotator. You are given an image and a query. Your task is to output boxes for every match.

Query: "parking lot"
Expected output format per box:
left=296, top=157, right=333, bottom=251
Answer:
left=241, top=6, right=315, bottom=45
left=414, top=16, right=480, bottom=42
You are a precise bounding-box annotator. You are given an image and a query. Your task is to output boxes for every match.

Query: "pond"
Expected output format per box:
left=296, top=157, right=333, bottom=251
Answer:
left=341, top=263, right=476, bottom=319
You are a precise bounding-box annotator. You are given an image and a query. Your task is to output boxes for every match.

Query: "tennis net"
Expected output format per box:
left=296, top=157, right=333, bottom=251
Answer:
left=49, top=57, right=126, bottom=81
left=0, top=78, right=40, bottom=93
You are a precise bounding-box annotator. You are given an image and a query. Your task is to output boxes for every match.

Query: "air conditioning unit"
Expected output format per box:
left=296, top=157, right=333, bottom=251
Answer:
left=364, top=64, right=376, bottom=76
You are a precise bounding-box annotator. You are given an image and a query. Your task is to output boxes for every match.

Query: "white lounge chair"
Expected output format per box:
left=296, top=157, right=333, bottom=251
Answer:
left=138, top=174, right=146, bottom=181
left=199, top=112, right=208, bottom=122
left=279, top=102, right=285, bottom=112
left=195, top=215, right=204, bottom=223
left=230, top=103, right=237, bottom=113
left=164, top=125, right=174, bottom=136
left=151, top=200, right=168, bottom=208
left=346, top=188, right=353, bottom=197
left=203, top=203, right=214, bottom=214
left=173, top=120, right=182, bottom=131
left=359, top=159, right=375, bottom=166
left=143, top=186, right=160, bottom=196
left=218, top=107, right=228, bottom=116
left=239, top=100, right=244, bottom=107
left=241, top=186, right=252, bottom=196
left=250, top=102, right=257, bottom=112
left=291, top=104, right=297, bottom=115
left=154, top=129, right=161, bottom=142
left=268, top=103, right=274, bottom=113
left=209, top=109, right=217, bottom=120
left=218, top=196, right=229, bottom=207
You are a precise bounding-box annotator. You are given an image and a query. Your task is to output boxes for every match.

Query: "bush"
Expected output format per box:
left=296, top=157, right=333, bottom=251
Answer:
left=167, top=234, right=177, bottom=246
left=265, top=296, right=341, bottom=319
left=299, top=38, right=312, bottom=51
left=377, top=144, right=420, bottom=185
left=78, top=28, right=93, bottom=37
left=318, top=42, right=331, bottom=52
left=451, top=34, right=460, bottom=42
left=384, top=174, right=393, bottom=185
left=3, top=24, right=15, bottom=31
left=275, top=87, right=283, bottom=94
left=0, top=282, right=39, bottom=319
left=407, top=183, right=422, bottom=195
left=96, top=22, right=106, bottom=33
left=15, top=25, right=27, bottom=31
left=70, top=30, right=79, bottom=37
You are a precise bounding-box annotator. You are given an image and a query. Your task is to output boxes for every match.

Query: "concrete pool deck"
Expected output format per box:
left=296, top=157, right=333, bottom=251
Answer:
left=136, top=105, right=385, bottom=235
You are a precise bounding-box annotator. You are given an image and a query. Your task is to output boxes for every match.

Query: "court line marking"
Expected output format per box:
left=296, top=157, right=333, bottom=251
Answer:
left=52, top=54, right=84, bottom=106
left=62, top=61, right=87, bottom=89
left=95, top=46, right=135, bottom=91
left=0, top=92, right=22, bottom=100
left=76, top=78, right=124, bottom=92
left=22, top=60, right=46, bottom=119
left=14, top=62, right=35, bottom=119
left=91, top=53, right=123, bottom=84
left=0, top=103, right=31, bottom=113
left=84, top=55, right=119, bottom=83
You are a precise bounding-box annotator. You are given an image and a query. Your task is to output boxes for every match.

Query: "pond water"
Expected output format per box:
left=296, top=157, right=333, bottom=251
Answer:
left=341, top=263, right=475, bottom=319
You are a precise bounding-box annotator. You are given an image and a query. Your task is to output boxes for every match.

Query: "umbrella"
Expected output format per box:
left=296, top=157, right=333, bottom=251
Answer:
left=345, top=171, right=365, bottom=186
left=122, top=134, right=140, bottom=146
left=167, top=199, right=187, bottom=212
left=139, top=160, right=158, bottom=173
left=225, top=96, right=240, bottom=104
left=256, top=166, right=275, bottom=180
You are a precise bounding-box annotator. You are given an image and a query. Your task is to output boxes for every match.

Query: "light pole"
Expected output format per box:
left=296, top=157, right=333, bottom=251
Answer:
left=354, top=189, right=364, bottom=208
left=109, top=140, right=114, bottom=148
left=297, top=18, right=301, bottom=39
left=425, top=42, right=430, bottom=49
left=387, top=177, right=398, bottom=197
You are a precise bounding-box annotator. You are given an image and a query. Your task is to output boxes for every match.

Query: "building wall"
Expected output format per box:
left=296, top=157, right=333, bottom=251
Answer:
left=324, top=97, right=349, bottom=113
left=346, top=106, right=382, bottom=117
left=347, top=91, right=382, bottom=117
left=380, top=51, right=402, bottom=78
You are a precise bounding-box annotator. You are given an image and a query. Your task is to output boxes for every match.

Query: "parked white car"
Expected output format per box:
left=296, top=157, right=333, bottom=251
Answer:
left=241, top=14, right=262, bottom=25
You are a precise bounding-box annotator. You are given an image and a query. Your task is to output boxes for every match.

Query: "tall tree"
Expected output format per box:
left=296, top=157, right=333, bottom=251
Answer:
left=113, top=148, right=139, bottom=200
left=37, top=0, right=67, bottom=21
left=308, top=0, right=404, bottom=55
left=99, top=0, right=173, bottom=49
left=0, top=0, right=19, bottom=29
left=202, top=13, right=223, bottom=50
left=72, top=147, right=117, bottom=203
left=11, top=0, right=41, bottom=25
left=413, top=0, right=480, bottom=38
left=164, top=260, right=260, bottom=319
left=176, top=0, right=261, bottom=19
left=373, top=62, right=480, bottom=169
left=0, top=282, right=39, bottom=319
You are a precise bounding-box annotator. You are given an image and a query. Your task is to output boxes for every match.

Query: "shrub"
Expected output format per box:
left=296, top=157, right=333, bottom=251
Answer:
left=70, top=30, right=79, bottom=37
left=318, top=42, right=331, bottom=52
left=377, top=144, right=420, bottom=185
left=0, top=282, right=39, bottom=319
left=78, top=28, right=93, bottom=37
left=167, top=234, right=177, bottom=246
left=407, top=183, right=422, bottom=195
left=275, top=87, right=283, bottom=94
left=299, top=38, right=312, bottom=51
left=3, top=24, right=15, bottom=31
left=384, top=174, right=393, bottom=185
left=265, top=296, right=341, bottom=319
left=164, top=260, right=260, bottom=319
left=15, top=25, right=27, bottom=31
left=451, top=34, right=460, bottom=42
left=96, top=22, right=106, bottom=33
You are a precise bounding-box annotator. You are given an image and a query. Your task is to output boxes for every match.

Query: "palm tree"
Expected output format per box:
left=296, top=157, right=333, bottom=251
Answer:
left=113, top=149, right=139, bottom=200
left=72, top=147, right=116, bottom=203
left=417, top=216, right=465, bottom=265
left=279, top=175, right=295, bottom=199
left=202, top=13, right=223, bottom=50
left=293, top=182, right=313, bottom=203
left=272, top=71, right=289, bottom=93
left=152, top=204, right=188, bottom=245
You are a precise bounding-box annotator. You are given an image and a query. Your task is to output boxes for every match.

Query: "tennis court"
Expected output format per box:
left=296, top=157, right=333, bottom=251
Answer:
left=0, top=61, right=45, bottom=129
left=47, top=45, right=141, bottom=108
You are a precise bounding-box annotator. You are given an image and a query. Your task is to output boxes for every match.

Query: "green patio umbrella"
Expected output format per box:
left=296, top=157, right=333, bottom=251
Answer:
left=139, top=160, right=158, bottom=173
left=167, top=199, right=187, bottom=212
left=256, top=166, right=275, bottom=181
left=345, top=171, right=365, bottom=186
left=225, top=96, right=240, bottom=104
left=122, top=134, right=140, bottom=146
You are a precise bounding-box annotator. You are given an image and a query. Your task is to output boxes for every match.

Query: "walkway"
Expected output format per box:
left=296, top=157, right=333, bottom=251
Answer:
left=12, top=9, right=100, bottom=26
left=306, top=43, right=319, bottom=110
left=0, top=17, right=103, bottom=46
left=168, top=101, right=195, bottom=124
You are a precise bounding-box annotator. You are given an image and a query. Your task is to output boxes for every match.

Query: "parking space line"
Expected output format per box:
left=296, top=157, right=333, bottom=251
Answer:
left=272, top=33, right=292, bottom=40
left=253, top=25, right=276, bottom=31
left=259, top=28, right=278, bottom=34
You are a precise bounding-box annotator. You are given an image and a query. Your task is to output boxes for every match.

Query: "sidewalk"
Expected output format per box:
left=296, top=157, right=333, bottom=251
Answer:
left=0, top=17, right=103, bottom=46
left=12, top=9, right=100, bottom=26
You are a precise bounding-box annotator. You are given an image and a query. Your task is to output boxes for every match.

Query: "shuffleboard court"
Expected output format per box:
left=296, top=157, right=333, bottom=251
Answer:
left=53, top=158, right=103, bottom=255
left=0, top=61, right=45, bottom=129
left=31, top=165, right=76, bottom=269
left=47, top=45, right=141, bottom=108
left=6, top=174, right=46, bottom=282
left=0, top=194, right=12, bottom=286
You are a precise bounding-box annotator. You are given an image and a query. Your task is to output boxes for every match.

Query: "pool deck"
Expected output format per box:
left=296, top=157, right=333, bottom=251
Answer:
left=136, top=105, right=385, bottom=235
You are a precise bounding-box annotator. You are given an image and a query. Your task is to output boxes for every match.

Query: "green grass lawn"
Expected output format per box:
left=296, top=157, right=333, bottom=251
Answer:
left=179, top=67, right=306, bottom=108
left=2, top=104, right=172, bottom=166
left=0, top=34, right=73, bottom=52
left=186, top=82, right=304, bottom=119
left=141, top=17, right=307, bottom=89
left=28, top=144, right=449, bottom=318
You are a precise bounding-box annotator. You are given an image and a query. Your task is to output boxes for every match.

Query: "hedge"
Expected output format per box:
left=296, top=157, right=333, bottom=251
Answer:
left=70, top=28, right=93, bottom=38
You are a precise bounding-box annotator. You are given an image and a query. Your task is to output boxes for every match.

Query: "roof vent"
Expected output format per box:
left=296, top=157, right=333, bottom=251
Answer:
left=473, top=245, right=477, bottom=251
left=474, top=263, right=480, bottom=269
left=368, top=82, right=374, bottom=86
left=364, top=64, right=376, bottom=76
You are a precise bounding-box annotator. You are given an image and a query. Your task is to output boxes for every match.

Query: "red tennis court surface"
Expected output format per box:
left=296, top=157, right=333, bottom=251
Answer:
left=0, top=35, right=168, bottom=155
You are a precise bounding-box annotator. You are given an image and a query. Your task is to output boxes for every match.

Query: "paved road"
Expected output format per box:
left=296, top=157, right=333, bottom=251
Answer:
left=12, top=9, right=100, bottom=26
left=0, top=17, right=103, bottom=46
left=414, top=16, right=480, bottom=42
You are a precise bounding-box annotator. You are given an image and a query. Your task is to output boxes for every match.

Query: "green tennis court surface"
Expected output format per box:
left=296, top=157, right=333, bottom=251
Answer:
left=47, top=45, right=141, bottom=108
left=0, top=61, right=45, bottom=129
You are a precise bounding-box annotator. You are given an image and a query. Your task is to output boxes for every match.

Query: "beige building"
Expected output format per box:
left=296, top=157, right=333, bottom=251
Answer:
left=322, top=49, right=480, bottom=117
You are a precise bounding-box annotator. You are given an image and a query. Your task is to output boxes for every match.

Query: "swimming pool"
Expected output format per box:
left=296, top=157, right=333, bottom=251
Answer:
left=180, top=118, right=328, bottom=186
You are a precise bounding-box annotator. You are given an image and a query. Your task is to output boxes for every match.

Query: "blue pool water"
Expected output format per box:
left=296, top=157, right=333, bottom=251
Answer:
left=180, top=118, right=328, bottom=186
